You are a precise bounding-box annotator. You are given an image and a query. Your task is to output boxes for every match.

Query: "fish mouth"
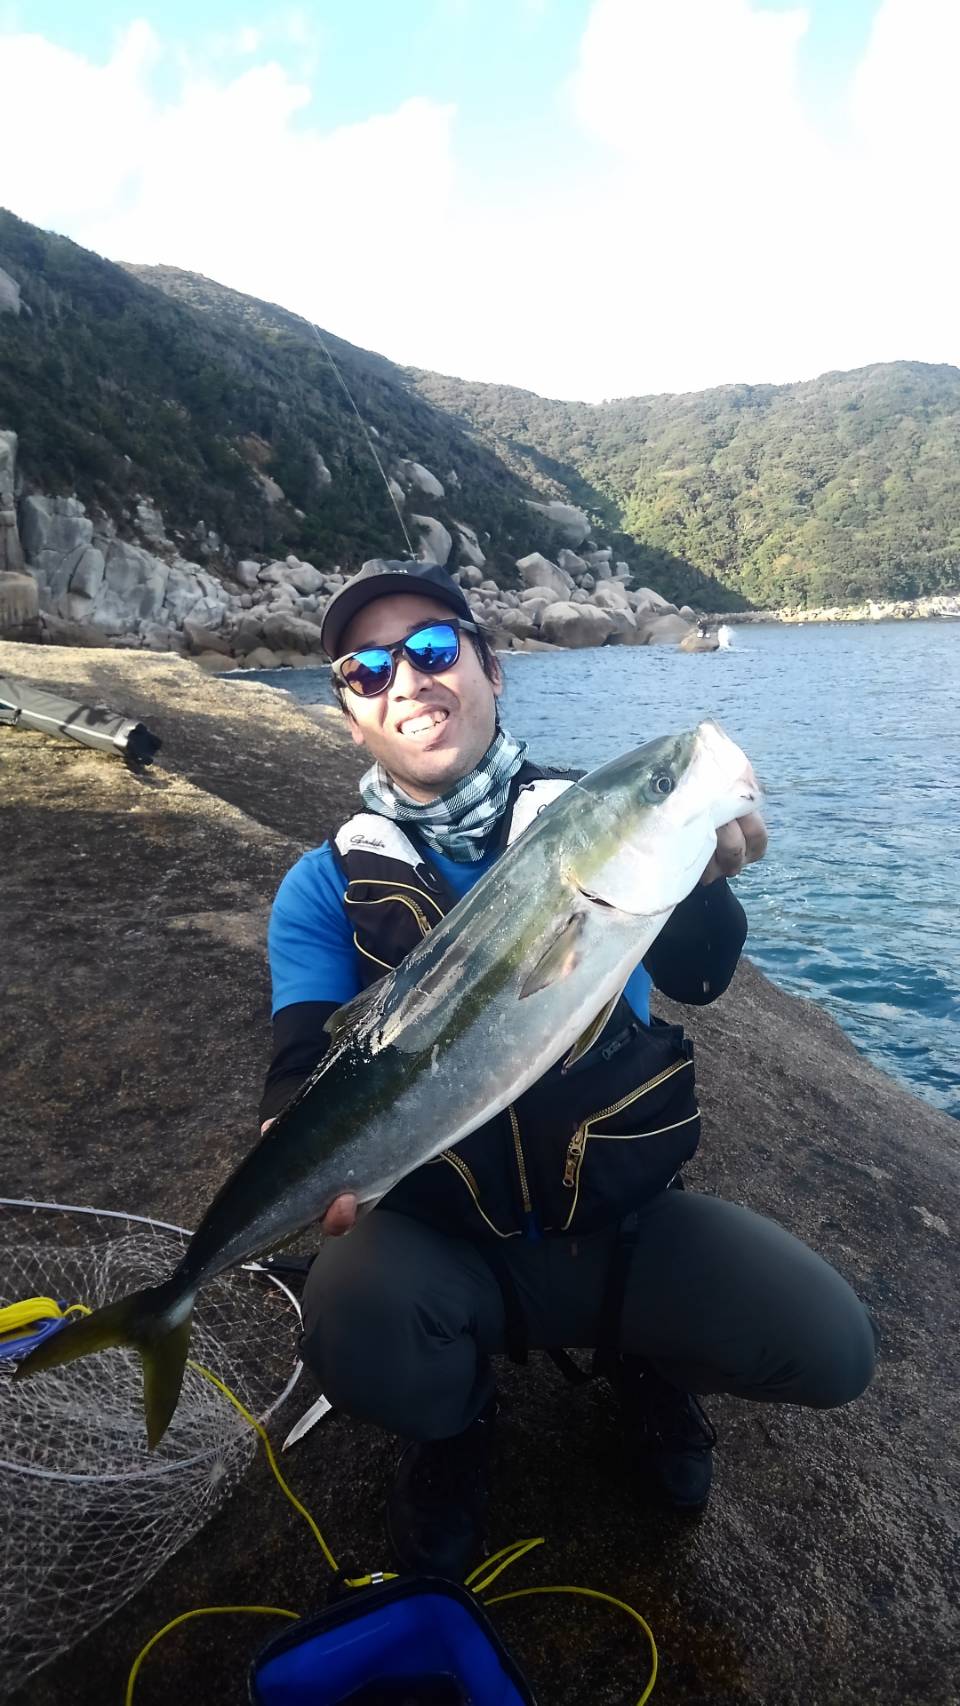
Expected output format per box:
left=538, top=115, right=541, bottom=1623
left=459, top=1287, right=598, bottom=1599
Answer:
left=733, top=764, right=761, bottom=811
left=694, top=721, right=762, bottom=820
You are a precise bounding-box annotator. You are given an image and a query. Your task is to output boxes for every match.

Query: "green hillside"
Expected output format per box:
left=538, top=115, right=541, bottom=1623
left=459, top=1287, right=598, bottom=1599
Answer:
left=411, top=363, right=960, bottom=607
left=3, top=206, right=958, bottom=611
left=0, top=210, right=553, bottom=576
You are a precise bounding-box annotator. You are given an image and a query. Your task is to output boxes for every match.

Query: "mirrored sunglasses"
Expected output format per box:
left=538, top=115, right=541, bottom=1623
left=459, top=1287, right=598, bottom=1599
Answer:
left=332, top=619, right=478, bottom=699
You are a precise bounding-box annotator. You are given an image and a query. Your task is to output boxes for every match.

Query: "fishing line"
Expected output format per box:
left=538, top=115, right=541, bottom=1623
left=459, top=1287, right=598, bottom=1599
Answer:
left=298, top=313, right=417, bottom=558
left=123, top=1361, right=660, bottom=1705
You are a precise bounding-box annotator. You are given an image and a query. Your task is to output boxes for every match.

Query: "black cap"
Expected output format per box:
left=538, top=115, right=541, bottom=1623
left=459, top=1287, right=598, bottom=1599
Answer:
left=320, top=559, right=474, bottom=660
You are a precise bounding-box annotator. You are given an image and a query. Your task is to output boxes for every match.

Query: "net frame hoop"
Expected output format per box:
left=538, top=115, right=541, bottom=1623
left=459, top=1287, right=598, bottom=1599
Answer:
left=0, top=1196, right=304, bottom=1484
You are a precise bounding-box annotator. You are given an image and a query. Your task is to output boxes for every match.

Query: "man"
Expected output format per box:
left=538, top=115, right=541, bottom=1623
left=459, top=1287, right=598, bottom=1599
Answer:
left=260, top=559, right=876, bottom=1579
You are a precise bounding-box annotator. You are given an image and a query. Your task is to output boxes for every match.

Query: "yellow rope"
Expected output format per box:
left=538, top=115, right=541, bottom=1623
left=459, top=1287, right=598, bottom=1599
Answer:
left=188, top=1361, right=341, bottom=1576
left=4, top=1296, right=659, bottom=1702
left=0, top=1297, right=67, bottom=1340
left=125, top=1362, right=342, bottom=1704
left=125, top=1606, right=298, bottom=1706
left=484, top=1583, right=659, bottom=1706
left=187, top=1362, right=398, bottom=1591
left=132, top=1361, right=659, bottom=1702
left=465, top=1535, right=546, bottom=1594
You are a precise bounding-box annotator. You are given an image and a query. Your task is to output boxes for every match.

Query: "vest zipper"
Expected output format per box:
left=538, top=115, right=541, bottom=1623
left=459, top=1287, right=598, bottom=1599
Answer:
left=440, top=1151, right=520, bottom=1238
left=508, top=1105, right=532, bottom=1216
left=563, top=1131, right=587, bottom=1189
left=343, top=877, right=445, bottom=919
left=405, top=896, right=432, bottom=936
left=561, top=1056, right=694, bottom=1214
left=345, top=890, right=433, bottom=938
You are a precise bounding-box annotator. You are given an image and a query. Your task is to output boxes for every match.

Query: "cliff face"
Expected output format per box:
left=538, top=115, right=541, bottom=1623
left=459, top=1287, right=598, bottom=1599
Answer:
left=2, top=641, right=958, bottom=1706
left=0, top=429, right=23, bottom=573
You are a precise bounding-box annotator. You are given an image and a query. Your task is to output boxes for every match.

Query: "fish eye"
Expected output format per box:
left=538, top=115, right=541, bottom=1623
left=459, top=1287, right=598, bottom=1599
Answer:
left=651, top=772, right=675, bottom=797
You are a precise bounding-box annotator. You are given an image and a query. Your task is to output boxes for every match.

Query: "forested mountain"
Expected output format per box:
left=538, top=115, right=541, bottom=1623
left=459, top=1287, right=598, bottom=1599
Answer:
left=410, top=363, right=960, bottom=608
left=2, top=205, right=958, bottom=610
left=0, top=210, right=560, bottom=578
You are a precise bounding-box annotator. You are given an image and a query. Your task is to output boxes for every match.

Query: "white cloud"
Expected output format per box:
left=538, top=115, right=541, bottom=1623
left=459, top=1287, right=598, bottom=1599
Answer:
left=201, top=10, right=322, bottom=64
left=0, top=23, right=161, bottom=229
left=234, top=26, right=262, bottom=55
left=0, top=25, right=457, bottom=365
left=574, top=0, right=813, bottom=162
left=0, top=2, right=957, bottom=400
left=550, top=0, right=960, bottom=396
left=852, top=0, right=960, bottom=157
left=279, top=9, right=317, bottom=49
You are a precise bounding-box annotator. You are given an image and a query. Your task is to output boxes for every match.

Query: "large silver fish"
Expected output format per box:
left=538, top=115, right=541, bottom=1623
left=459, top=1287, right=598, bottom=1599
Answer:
left=16, top=720, right=760, bottom=1444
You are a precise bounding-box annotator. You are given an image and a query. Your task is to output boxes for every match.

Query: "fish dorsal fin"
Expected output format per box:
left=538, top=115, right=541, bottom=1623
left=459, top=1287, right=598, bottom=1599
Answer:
left=561, top=991, right=624, bottom=1072
left=323, top=978, right=389, bottom=1038
left=519, top=910, right=586, bottom=1000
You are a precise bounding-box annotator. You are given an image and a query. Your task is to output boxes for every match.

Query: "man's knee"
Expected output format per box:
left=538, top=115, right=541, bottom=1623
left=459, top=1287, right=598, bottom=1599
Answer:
left=301, top=1224, right=433, bottom=1380
left=297, top=1210, right=501, bottom=1434
left=303, top=1234, right=406, bottom=1343
left=301, top=1250, right=427, bottom=1425
left=800, top=1299, right=878, bottom=1409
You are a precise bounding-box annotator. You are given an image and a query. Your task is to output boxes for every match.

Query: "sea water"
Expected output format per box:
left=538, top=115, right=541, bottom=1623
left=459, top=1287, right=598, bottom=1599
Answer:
left=229, top=620, right=960, bottom=1118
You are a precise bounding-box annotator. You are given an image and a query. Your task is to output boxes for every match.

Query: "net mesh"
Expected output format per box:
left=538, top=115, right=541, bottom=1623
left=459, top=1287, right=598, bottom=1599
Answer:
left=0, top=1200, right=302, bottom=1697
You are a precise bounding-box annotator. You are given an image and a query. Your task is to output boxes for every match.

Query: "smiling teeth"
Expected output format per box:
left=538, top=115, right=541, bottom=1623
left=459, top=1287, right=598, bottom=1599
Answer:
left=400, top=710, right=447, bottom=737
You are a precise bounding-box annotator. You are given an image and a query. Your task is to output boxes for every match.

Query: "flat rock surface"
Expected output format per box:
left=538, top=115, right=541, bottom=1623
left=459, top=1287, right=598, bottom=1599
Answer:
left=1, top=642, right=958, bottom=1706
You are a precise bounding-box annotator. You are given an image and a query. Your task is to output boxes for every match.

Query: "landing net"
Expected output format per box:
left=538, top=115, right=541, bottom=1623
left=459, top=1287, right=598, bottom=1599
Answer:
left=0, top=1199, right=302, bottom=1697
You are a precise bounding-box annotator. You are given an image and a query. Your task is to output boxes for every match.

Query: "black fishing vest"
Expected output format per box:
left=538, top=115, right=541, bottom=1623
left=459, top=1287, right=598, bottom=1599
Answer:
left=330, top=763, right=701, bottom=1240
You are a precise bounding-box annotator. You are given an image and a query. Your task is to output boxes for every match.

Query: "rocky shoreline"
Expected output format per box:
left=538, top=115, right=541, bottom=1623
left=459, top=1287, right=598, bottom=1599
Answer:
left=3, top=427, right=956, bottom=668
left=2, top=640, right=959, bottom=1706
left=710, top=591, right=960, bottom=625
left=0, top=430, right=717, bottom=666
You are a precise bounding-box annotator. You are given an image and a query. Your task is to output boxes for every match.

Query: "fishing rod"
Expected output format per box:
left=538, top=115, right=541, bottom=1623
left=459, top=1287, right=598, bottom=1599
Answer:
left=298, top=313, right=417, bottom=559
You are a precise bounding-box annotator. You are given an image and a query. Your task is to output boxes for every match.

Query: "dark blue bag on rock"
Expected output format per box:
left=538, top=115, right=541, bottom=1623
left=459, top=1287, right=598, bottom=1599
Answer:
left=248, top=1575, right=536, bottom=1706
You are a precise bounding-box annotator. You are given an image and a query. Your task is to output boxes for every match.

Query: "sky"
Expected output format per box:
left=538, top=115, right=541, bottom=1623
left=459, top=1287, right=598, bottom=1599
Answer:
left=0, top=0, right=957, bottom=401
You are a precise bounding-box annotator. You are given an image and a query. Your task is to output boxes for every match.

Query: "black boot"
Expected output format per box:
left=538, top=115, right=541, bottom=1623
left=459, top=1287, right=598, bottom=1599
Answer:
left=618, top=1357, right=717, bottom=1514
left=385, top=1401, right=495, bottom=1579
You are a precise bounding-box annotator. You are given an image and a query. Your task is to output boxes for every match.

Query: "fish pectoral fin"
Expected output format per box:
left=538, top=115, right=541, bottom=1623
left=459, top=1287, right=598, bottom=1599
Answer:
left=519, top=910, right=586, bottom=999
left=323, top=977, right=389, bottom=1039
left=561, top=991, right=625, bottom=1071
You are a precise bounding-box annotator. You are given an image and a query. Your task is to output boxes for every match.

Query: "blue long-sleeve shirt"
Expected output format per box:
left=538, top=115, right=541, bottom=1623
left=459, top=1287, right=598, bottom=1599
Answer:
left=259, top=840, right=746, bottom=1123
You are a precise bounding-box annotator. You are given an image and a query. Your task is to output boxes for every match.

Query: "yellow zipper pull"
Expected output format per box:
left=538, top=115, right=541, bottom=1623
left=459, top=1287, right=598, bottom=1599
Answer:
left=563, top=1129, right=586, bottom=1187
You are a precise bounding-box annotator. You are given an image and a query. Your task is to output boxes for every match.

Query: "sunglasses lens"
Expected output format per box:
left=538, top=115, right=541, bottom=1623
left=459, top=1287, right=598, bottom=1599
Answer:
left=405, top=624, right=460, bottom=673
left=337, top=622, right=463, bottom=697
left=340, top=648, right=393, bottom=697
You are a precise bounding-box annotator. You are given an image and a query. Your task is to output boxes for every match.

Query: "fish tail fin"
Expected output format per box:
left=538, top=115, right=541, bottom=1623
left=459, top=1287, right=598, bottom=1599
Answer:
left=13, top=1278, right=196, bottom=1448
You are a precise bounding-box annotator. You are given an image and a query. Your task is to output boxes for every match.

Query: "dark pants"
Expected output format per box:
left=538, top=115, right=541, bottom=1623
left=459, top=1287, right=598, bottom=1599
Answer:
left=300, top=1191, right=877, bottom=1441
